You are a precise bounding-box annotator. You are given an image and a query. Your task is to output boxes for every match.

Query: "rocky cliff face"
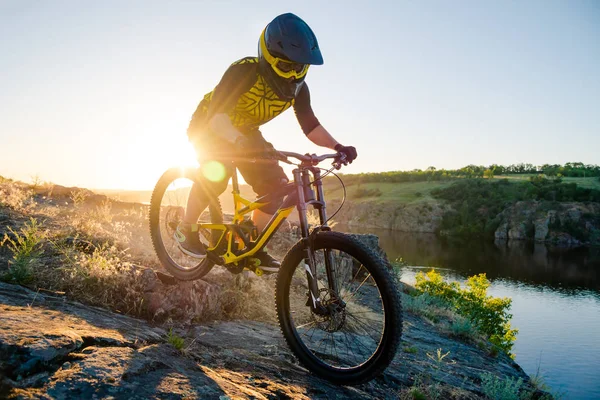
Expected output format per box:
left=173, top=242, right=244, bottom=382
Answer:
left=494, top=202, right=600, bottom=246
left=329, top=197, right=600, bottom=247
left=329, top=200, right=446, bottom=233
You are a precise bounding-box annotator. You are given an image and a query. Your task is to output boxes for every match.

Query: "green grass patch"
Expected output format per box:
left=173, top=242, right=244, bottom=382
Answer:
left=496, top=175, right=600, bottom=190
left=166, top=328, right=185, bottom=351
left=325, top=181, right=453, bottom=204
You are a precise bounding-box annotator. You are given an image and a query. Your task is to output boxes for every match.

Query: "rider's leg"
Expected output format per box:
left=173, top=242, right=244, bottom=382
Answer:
left=177, top=164, right=231, bottom=258
left=251, top=208, right=273, bottom=232
left=239, top=156, right=289, bottom=272
left=183, top=192, right=208, bottom=225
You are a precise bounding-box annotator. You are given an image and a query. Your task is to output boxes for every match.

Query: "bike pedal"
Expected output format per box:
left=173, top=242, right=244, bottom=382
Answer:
left=243, top=265, right=264, bottom=277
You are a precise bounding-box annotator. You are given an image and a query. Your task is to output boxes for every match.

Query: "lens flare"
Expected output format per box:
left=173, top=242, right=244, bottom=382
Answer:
left=201, top=161, right=226, bottom=182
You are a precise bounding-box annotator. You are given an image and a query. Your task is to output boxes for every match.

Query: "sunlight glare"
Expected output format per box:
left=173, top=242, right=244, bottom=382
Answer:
left=201, top=160, right=227, bottom=182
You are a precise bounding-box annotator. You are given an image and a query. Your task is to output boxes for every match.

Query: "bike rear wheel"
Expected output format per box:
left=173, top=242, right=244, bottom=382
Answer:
left=149, top=167, right=223, bottom=280
left=276, top=231, right=402, bottom=385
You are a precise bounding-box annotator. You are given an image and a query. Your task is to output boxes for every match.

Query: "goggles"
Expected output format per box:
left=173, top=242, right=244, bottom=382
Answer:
left=260, top=30, right=310, bottom=79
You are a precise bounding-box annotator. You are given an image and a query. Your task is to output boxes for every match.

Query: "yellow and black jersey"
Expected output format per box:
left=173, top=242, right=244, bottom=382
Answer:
left=188, top=57, right=320, bottom=137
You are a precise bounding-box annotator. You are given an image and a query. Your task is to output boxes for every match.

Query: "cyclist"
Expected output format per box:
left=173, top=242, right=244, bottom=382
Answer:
left=177, top=13, right=357, bottom=272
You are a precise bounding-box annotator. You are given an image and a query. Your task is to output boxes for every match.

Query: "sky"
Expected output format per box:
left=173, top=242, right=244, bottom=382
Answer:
left=1, top=0, right=599, bottom=190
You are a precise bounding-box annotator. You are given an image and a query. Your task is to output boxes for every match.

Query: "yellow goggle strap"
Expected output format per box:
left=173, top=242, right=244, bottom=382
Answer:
left=260, top=29, right=310, bottom=80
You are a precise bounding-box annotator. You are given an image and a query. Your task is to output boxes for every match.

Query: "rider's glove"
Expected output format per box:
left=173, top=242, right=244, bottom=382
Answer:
left=334, top=144, right=358, bottom=164
left=262, top=141, right=287, bottom=162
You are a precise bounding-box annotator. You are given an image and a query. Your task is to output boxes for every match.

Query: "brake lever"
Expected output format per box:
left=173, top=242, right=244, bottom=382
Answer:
left=332, top=153, right=348, bottom=170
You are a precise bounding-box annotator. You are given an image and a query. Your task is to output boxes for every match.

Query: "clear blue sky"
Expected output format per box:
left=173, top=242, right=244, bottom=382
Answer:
left=1, top=0, right=598, bottom=189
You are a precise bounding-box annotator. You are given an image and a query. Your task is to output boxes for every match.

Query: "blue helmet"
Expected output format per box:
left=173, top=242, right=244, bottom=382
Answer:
left=258, top=13, right=323, bottom=100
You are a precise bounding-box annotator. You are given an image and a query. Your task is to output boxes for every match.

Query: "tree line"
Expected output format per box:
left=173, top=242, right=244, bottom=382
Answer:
left=331, top=162, right=600, bottom=185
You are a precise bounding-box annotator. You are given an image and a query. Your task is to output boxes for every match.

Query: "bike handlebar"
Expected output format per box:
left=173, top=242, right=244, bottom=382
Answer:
left=279, top=151, right=348, bottom=170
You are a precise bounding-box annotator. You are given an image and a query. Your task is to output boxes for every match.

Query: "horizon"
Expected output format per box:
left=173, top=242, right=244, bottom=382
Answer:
left=1, top=1, right=599, bottom=190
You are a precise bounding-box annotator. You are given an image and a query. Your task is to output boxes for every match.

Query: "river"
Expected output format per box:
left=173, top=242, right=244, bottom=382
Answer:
left=341, top=226, right=600, bottom=399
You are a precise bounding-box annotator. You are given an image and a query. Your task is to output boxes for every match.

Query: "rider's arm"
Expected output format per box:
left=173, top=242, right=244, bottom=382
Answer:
left=306, top=125, right=340, bottom=149
left=206, top=63, right=256, bottom=143
left=208, top=113, right=244, bottom=143
left=293, top=84, right=340, bottom=150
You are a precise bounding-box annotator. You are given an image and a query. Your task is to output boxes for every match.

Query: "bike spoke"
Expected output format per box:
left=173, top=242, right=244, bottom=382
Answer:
left=289, top=244, right=387, bottom=370
left=344, top=273, right=373, bottom=304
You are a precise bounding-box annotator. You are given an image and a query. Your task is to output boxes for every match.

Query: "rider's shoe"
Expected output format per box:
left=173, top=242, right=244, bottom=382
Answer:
left=252, top=250, right=281, bottom=274
left=174, top=223, right=206, bottom=259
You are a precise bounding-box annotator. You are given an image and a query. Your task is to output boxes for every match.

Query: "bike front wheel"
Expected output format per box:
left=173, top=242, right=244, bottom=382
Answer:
left=276, top=231, right=402, bottom=385
left=149, top=167, right=223, bottom=281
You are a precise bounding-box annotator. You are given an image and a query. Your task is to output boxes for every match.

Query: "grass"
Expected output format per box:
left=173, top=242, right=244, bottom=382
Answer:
left=322, top=175, right=600, bottom=209
left=0, top=181, right=34, bottom=211
left=426, top=348, right=452, bottom=366
left=403, top=346, right=418, bottom=354
left=496, top=175, right=600, bottom=190
left=166, top=328, right=185, bottom=351
left=70, top=189, right=89, bottom=208
left=1, top=218, right=45, bottom=284
left=0, top=175, right=294, bottom=323
left=324, top=180, right=454, bottom=205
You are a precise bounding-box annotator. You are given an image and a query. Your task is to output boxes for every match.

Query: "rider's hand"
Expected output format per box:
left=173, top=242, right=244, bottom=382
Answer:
left=261, top=142, right=287, bottom=162
left=334, top=144, right=358, bottom=164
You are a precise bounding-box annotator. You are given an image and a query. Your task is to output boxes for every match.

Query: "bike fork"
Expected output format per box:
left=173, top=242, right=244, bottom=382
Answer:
left=293, top=168, right=339, bottom=315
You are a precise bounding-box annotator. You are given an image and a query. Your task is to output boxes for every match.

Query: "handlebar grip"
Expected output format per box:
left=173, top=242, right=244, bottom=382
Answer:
left=332, top=152, right=348, bottom=170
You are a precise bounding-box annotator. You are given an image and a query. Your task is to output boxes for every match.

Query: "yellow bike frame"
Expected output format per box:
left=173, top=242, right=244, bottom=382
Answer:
left=199, top=169, right=295, bottom=267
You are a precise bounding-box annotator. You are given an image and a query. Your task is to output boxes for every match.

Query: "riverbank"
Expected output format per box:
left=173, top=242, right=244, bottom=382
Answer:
left=326, top=177, right=600, bottom=247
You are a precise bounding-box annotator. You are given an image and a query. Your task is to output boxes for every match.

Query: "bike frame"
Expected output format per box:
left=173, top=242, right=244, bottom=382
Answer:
left=198, top=152, right=342, bottom=311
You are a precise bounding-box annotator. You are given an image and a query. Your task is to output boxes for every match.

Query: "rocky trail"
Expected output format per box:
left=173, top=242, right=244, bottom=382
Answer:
left=0, top=281, right=540, bottom=399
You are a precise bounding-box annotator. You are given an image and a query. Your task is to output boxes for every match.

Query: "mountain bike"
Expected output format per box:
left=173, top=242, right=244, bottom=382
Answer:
left=149, top=151, right=402, bottom=384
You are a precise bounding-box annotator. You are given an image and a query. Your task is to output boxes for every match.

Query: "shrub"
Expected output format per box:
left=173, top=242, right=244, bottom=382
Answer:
left=450, top=315, right=477, bottom=340
left=480, top=372, right=523, bottom=400
left=433, top=178, right=600, bottom=239
left=415, top=270, right=517, bottom=356
left=1, top=218, right=45, bottom=284
left=0, top=183, right=34, bottom=211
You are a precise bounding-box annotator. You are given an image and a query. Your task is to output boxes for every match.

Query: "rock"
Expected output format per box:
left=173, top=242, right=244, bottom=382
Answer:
left=138, top=269, right=221, bottom=322
left=495, top=222, right=509, bottom=240
left=533, top=211, right=554, bottom=242
left=494, top=201, right=600, bottom=246
left=0, top=280, right=545, bottom=399
left=329, top=200, right=445, bottom=233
